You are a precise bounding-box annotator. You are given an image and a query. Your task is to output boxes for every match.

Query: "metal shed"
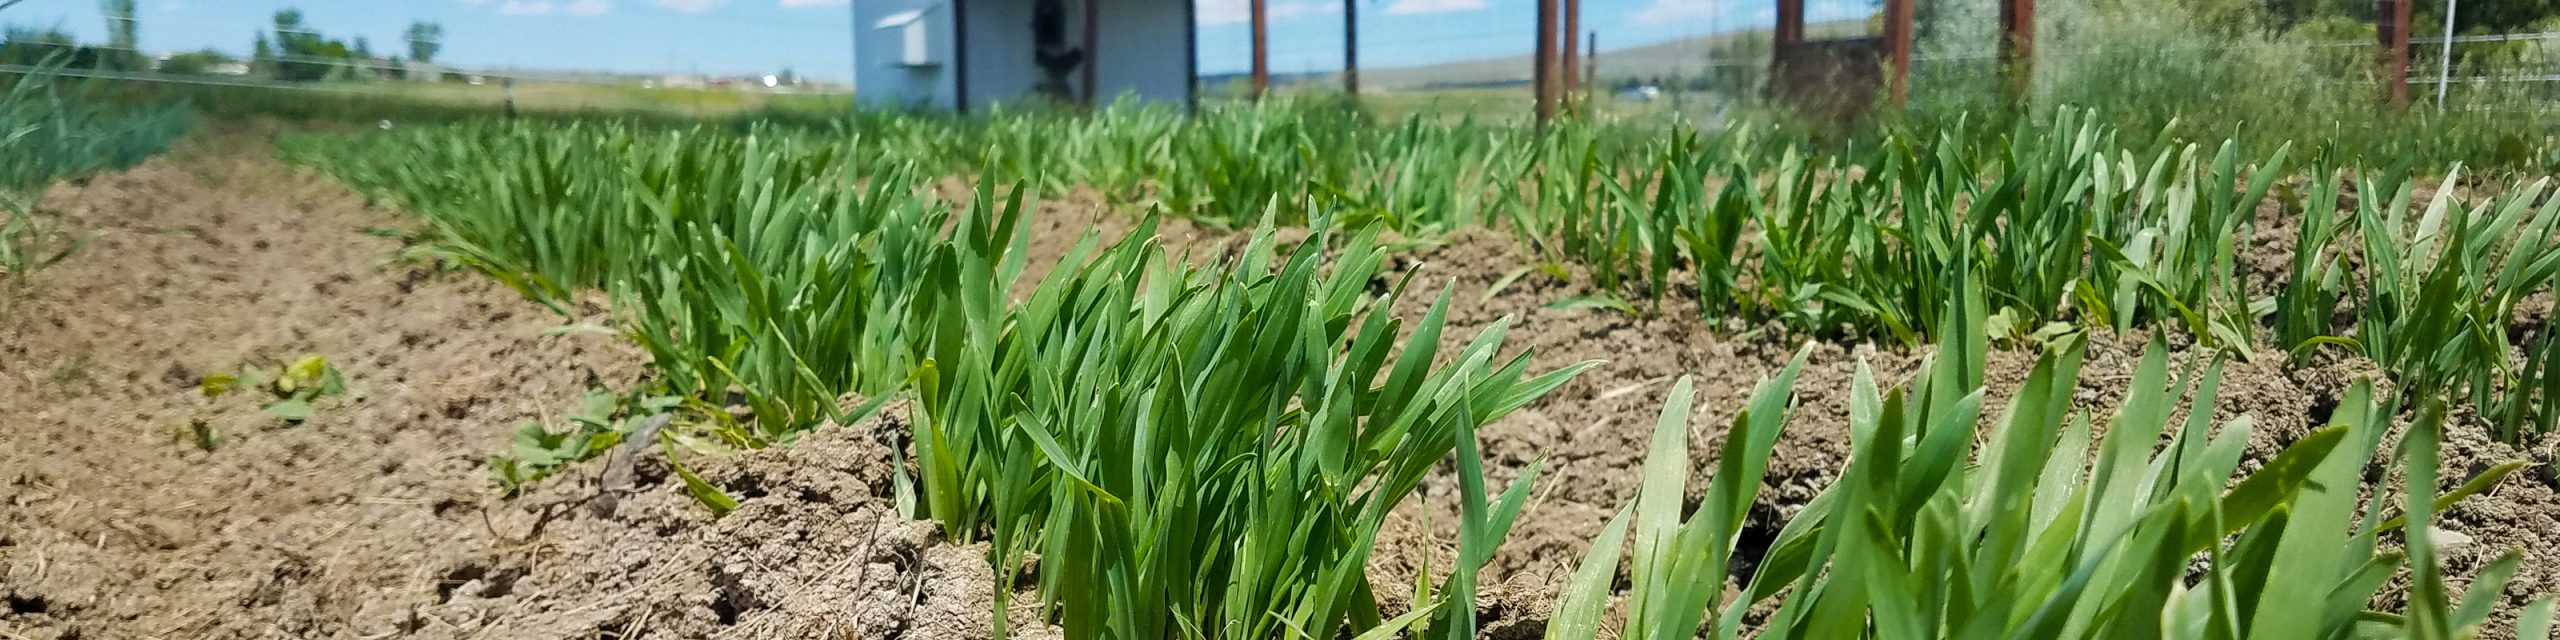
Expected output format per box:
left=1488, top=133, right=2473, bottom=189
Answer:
left=854, top=0, right=1196, bottom=111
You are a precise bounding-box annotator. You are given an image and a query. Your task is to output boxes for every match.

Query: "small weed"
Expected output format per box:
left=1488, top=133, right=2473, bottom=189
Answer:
left=201, top=354, right=346, bottom=423
left=178, top=419, right=219, bottom=451
left=487, top=387, right=684, bottom=496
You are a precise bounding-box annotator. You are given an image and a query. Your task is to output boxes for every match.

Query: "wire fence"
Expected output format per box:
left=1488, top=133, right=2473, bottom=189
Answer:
left=14, top=5, right=2560, bottom=122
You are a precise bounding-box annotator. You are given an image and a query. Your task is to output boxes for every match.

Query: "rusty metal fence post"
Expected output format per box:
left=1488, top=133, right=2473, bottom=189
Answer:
left=1883, top=0, right=1912, bottom=106
left=1534, top=0, right=1557, bottom=123
left=1562, top=0, right=1580, bottom=112
left=2000, top=0, right=2034, bottom=103
left=1251, top=0, right=1270, bottom=100
left=2378, top=0, right=2410, bottom=109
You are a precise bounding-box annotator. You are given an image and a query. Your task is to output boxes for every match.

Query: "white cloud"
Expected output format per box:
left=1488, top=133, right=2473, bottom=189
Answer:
left=495, top=0, right=556, bottom=15
left=656, top=0, right=728, bottom=12
left=566, top=0, right=613, bottom=14
left=779, top=0, right=847, bottom=6
left=1197, top=0, right=1339, bottom=26
left=1383, top=0, right=1481, bottom=16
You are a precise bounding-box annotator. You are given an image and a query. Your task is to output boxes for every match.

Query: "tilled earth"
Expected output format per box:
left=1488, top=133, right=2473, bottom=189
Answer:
left=3, top=132, right=2556, bottom=639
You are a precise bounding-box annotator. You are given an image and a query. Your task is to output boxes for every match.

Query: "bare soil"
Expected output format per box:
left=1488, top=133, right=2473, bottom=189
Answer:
left=4, top=133, right=2557, bottom=639
left=0, top=136, right=1003, bottom=639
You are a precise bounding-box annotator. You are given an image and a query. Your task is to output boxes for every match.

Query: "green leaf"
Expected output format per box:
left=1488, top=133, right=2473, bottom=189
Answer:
left=186, top=421, right=220, bottom=451
left=1350, top=598, right=1444, bottom=640
left=2250, top=380, right=2380, bottom=639
left=2376, top=460, right=2527, bottom=533
left=2519, top=597, right=2555, bottom=640
left=1628, top=375, right=1697, bottom=632
left=2194, top=425, right=2347, bottom=554
left=666, top=444, right=738, bottom=517
left=34, top=230, right=97, bottom=270
left=263, top=398, right=312, bottom=422
left=2450, top=552, right=2520, bottom=631
left=199, top=373, right=238, bottom=398
left=1546, top=294, right=1637, bottom=315
left=1481, top=266, right=1534, bottom=303
left=278, top=354, right=331, bottom=395
left=1546, top=507, right=1630, bottom=640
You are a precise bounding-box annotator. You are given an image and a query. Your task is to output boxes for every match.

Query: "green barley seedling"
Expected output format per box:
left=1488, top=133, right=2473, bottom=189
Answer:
left=906, top=220, right=1595, bottom=639
left=1553, top=285, right=2533, bottom=639
left=2493, top=331, right=2560, bottom=443
left=2269, top=166, right=2353, bottom=356
left=2334, top=168, right=2560, bottom=427
left=291, top=120, right=973, bottom=443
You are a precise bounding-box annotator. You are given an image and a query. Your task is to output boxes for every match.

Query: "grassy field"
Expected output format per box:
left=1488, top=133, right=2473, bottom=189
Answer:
left=353, top=80, right=852, bottom=118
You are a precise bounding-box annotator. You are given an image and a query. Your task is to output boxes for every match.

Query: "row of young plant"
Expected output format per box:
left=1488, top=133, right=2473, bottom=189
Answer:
left=284, top=120, right=982, bottom=459
left=436, top=100, right=2560, bottom=449
left=1517, top=108, right=2560, bottom=446
left=916, top=222, right=1596, bottom=638
left=1557, top=271, right=2545, bottom=640
left=289, top=114, right=2555, bottom=638
left=0, top=64, right=189, bottom=307
left=788, top=97, right=1752, bottom=234
left=282, top=119, right=1596, bottom=638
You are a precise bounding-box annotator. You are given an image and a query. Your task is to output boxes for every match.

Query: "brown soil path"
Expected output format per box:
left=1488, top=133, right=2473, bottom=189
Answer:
left=0, top=134, right=656, bottom=639
left=0, top=133, right=1054, bottom=640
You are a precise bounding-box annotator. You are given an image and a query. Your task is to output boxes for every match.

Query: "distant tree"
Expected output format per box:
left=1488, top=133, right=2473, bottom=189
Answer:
left=352, top=35, right=374, bottom=76
left=99, top=0, right=140, bottom=70
left=404, top=21, right=440, bottom=63
left=251, top=31, right=273, bottom=76
left=272, top=9, right=314, bottom=79
left=1914, top=0, right=1946, bottom=45
left=2243, top=0, right=2560, bottom=36
left=270, top=8, right=359, bottom=82
left=0, top=27, right=95, bottom=67
left=2253, top=0, right=2364, bottom=32
left=2420, top=0, right=2560, bottom=35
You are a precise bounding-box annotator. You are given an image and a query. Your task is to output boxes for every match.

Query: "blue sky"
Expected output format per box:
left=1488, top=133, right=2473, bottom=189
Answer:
left=0, top=0, right=1876, bottom=81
